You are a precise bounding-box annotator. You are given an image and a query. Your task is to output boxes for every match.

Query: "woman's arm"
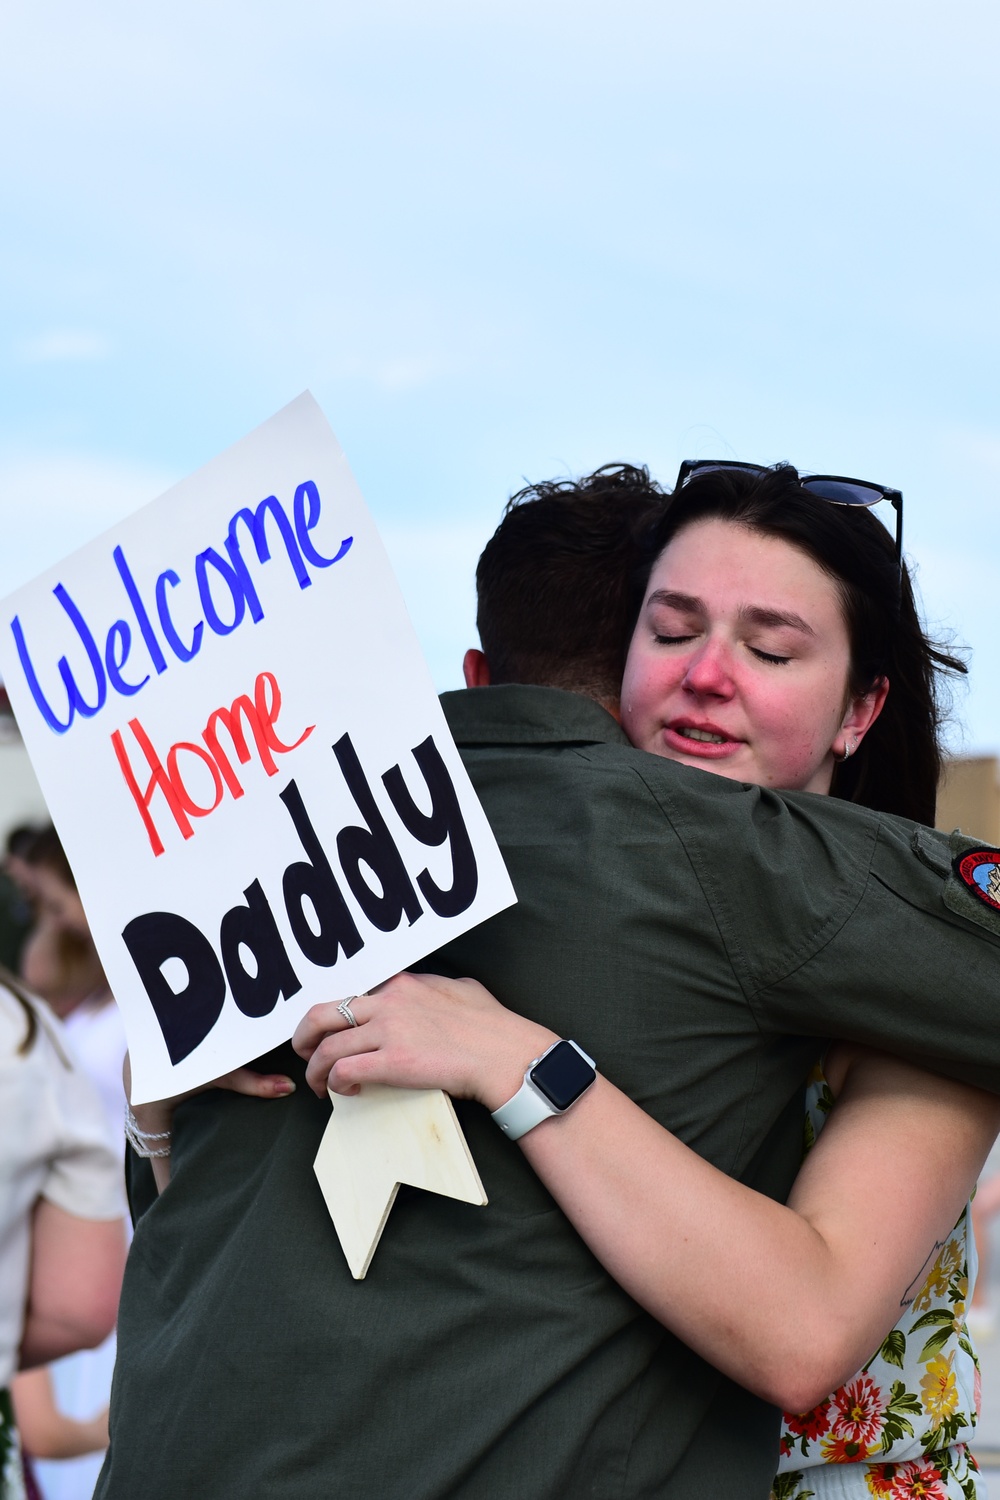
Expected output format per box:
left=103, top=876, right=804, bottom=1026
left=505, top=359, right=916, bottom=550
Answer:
left=19, top=1200, right=126, bottom=1370
left=11, top=1367, right=109, bottom=1458
left=125, top=1053, right=297, bottom=1194
left=293, top=973, right=1000, bottom=1412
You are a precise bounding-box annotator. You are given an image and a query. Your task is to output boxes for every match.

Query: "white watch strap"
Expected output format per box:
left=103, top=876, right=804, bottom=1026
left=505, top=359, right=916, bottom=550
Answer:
left=491, top=1076, right=558, bottom=1140
left=491, top=1039, right=595, bottom=1141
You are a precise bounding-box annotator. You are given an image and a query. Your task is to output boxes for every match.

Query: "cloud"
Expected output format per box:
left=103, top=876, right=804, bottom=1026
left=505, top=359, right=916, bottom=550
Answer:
left=0, top=451, right=175, bottom=598
left=15, top=330, right=111, bottom=363
left=376, top=357, right=447, bottom=392
left=0, top=451, right=481, bottom=695
left=379, top=518, right=488, bottom=691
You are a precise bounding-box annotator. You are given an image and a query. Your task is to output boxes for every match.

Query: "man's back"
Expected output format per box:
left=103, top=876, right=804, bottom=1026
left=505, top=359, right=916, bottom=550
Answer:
left=98, top=687, right=1000, bottom=1500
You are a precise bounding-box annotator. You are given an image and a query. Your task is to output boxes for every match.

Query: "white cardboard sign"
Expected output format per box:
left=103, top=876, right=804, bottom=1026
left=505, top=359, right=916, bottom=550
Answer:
left=0, top=394, right=516, bottom=1103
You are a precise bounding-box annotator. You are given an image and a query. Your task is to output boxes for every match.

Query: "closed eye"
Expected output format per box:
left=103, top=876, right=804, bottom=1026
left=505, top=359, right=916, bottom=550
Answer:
left=750, top=646, right=791, bottom=665
left=654, top=633, right=698, bottom=646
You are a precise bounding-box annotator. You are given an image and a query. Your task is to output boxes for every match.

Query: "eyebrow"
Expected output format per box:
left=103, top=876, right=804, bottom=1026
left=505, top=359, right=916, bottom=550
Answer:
left=646, top=590, right=816, bottom=637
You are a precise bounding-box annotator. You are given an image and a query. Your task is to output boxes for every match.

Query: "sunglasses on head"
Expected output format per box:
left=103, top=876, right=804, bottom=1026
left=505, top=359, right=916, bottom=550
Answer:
left=674, top=459, right=904, bottom=563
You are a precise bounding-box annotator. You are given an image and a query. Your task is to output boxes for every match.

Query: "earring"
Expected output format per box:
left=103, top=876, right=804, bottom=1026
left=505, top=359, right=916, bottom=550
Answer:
left=837, top=736, right=858, bottom=762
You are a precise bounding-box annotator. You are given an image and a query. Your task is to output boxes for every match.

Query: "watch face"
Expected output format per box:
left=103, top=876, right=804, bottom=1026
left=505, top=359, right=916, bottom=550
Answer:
left=529, top=1041, right=595, bottom=1111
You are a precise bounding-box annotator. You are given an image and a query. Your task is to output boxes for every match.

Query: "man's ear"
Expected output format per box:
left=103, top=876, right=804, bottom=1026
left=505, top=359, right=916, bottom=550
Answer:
left=463, top=649, right=491, bottom=688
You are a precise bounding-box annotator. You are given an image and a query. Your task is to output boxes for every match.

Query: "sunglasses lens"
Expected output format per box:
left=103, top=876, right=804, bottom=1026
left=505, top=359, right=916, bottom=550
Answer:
left=678, top=463, right=902, bottom=562
left=802, top=479, right=881, bottom=507
left=802, top=477, right=903, bottom=561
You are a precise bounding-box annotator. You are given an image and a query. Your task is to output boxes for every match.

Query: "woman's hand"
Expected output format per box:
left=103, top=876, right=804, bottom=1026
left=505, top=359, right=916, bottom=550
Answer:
left=124, top=1053, right=296, bottom=1132
left=123, top=1052, right=297, bottom=1192
left=292, top=972, right=557, bottom=1111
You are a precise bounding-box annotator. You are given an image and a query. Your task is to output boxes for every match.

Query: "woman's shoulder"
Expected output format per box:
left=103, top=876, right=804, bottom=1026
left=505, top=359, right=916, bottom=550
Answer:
left=0, top=979, right=75, bottom=1089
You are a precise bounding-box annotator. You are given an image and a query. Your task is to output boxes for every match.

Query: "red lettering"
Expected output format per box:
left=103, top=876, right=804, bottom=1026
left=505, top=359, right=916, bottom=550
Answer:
left=255, top=671, right=314, bottom=753
left=202, top=672, right=313, bottom=798
left=166, top=743, right=225, bottom=817
left=112, top=670, right=314, bottom=855
left=112, top=720, right=194, bottom=857
left=203, top=694, right=275, bottom=796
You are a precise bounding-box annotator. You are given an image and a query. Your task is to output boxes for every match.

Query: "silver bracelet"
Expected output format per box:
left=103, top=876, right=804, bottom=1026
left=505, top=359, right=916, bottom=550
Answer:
left=125, top=1104, right=172, bottom=1159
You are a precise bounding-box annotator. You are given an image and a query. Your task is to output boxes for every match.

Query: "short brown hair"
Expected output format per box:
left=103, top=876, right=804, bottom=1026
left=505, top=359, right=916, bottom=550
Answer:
left=476, top=464, right=665, bottom=702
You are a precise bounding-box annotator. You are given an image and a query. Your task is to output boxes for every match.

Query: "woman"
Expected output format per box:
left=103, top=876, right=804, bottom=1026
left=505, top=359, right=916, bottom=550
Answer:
left=5, top=826, right=107, bottom=1020
left=0, top=972, right=126, bottom=1500
left=620, top=461, right=985, bottom=1498
left=287, top=461, right=999, bottom=1498
left=4, top=827, right=128, bottom=1500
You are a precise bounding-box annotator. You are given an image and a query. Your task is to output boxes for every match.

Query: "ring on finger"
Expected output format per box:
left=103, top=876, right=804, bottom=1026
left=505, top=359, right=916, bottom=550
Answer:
left=337, top=996, right=360, bottom=1028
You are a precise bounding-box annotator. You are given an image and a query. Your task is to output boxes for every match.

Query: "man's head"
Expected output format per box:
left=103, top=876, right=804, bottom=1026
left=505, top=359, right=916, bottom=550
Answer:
left=468, top=463, right=666, bottom=708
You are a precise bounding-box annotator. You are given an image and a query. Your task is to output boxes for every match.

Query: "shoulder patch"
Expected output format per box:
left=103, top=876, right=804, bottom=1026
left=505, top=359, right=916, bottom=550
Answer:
left=943, top=833, right=1000, bottom=936
left=953, top=847, right=1000, bottom=912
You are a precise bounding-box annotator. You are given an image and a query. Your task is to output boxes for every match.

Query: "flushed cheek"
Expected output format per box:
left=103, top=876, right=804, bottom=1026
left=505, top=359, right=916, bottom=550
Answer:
left=623, top=658, right=685, bottom=728
left=763, top=720, right=837, bottom=789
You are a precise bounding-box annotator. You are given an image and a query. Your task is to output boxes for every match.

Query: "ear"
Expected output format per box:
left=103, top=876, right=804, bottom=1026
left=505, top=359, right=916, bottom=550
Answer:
left=834, top=676, right=889, bottom=759
left=463, top=649, right=491, bottom=689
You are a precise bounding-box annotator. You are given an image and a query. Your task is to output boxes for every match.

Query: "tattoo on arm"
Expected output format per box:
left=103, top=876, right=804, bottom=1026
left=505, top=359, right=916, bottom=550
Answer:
left=900, top=1239, right=946, bottom=1309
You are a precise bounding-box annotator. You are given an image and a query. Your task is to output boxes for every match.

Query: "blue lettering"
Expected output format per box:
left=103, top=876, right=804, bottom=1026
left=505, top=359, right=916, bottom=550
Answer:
left=14, top=479, right=354, bottom=734
left=196, top=548, right=247, bottom=636
left=114, top=547, right=167, bottom=674
left=228, top=496, right=310, bottom=590
left=293, top=480, right=353, bottom=570
left=105, top=619, right=149, bottom=697
left=11, top=617, right=74, bottom=734
left=155, top=570, right=204, bottom=662
left=222, top=537, right=264, bottom=624
left=9, top=585, right=107, bottom=735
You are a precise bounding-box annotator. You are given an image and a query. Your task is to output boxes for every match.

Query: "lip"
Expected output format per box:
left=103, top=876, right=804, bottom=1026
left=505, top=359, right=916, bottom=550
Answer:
left=661, top=720, right=744, bottom=759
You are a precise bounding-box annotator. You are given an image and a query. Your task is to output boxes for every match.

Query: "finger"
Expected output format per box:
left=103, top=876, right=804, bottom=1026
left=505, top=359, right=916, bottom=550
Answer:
left=291, top=1001, right=348, bottom=1059
left=304, top=1022, right=381, bottom=1098
left=291, top=994, right=375, bottom=1058
left=327, top=1050, right=388, bottom=1096
left=215, top=1066, right=296, bottom=1098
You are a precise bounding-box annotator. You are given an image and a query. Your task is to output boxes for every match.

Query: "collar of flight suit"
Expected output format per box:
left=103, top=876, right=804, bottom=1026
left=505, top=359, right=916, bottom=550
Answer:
left=439, top=683, right=630, bottom=748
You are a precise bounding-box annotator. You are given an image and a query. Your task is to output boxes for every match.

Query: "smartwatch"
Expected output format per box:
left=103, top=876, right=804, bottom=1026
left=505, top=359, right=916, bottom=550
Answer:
left=491, top=1039, right=597, bottom=1140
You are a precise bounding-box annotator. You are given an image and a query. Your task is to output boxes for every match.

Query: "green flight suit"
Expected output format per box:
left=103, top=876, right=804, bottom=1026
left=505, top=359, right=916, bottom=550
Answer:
left=97, top=687, right=1000, bottom=1500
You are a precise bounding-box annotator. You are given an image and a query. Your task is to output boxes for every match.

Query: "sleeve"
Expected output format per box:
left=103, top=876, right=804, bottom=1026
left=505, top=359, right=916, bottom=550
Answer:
left=640, top=761, right=1000, bottom=1091
left=752, top=818, right=1000, bottom=1094
left=33, top=1006, right=127, bottom=1222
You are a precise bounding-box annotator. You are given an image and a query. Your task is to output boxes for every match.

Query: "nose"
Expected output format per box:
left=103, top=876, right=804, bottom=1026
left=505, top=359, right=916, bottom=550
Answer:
left=681, top=639, right=736, bottom=699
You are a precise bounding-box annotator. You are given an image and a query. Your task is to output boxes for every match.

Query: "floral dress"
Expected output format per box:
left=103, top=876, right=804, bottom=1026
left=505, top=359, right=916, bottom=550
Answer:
left=771, top=1070, right=982, bottom=1500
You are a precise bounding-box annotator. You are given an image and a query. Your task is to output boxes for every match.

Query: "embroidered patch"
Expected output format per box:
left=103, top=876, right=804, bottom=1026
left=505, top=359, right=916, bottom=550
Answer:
left=953, top=847, right=1000, bottom=912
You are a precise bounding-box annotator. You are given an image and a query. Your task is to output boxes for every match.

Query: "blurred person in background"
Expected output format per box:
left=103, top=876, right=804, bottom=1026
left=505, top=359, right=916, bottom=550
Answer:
left=0, top=840, right=31, bottom=977
left=0, top=972, right=125, bottom=1500
left=5, top=830, right=126, bottom=1500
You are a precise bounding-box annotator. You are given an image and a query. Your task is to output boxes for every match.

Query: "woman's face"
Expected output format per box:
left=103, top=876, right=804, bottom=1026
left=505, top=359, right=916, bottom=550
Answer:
left=621, top=517, right=885, bottom=794
left=28, top=864, right=90, bottom=938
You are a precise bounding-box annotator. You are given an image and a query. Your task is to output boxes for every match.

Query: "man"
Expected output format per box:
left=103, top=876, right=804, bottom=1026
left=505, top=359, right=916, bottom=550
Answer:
left=98, top=465, right=1000, bottom=1500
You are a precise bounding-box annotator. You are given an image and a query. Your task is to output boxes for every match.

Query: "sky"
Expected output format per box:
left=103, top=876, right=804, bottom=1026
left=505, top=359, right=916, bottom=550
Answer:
left=1, top=0, right=998, bottom=751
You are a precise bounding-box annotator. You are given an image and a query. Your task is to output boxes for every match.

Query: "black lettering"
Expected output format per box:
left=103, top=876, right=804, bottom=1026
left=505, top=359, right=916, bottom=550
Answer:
left=280, top=780, right=364, bottom=966
left=220, top=879, right=302, bottom=1018
left=333, top=734, right=422, bottom=932
left=383, top=736, right=479, bottom=917
left=121, top=911, right=225, bottom=1065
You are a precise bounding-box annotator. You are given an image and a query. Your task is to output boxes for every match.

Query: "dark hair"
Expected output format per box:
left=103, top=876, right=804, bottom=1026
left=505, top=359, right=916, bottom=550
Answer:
left=631, top=464, right=965, bottom=824
left=8, top=823, right=76, bottom=887
left=1, top=965, right=39, bottom=1053
left=476, top=464, right=666, bottom=702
